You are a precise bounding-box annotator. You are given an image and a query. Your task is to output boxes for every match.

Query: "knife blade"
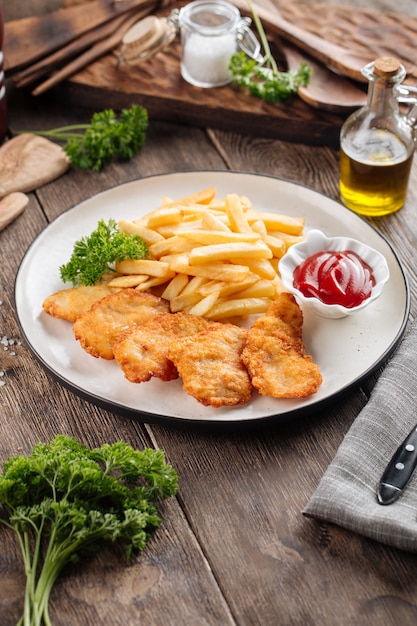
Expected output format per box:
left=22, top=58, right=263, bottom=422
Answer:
left=377, top=424, right=417, bottom=505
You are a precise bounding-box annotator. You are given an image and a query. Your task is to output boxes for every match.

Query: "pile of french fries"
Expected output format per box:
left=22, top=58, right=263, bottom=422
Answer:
left=110, top=187, right=305, bottom=321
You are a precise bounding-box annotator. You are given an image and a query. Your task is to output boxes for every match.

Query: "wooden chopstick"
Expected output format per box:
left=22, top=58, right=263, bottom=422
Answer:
left=6, top=0, right=169, bottom=76
left=32, top=6, right=157, bottom=96
left=13, top=10, right=142, bottom=88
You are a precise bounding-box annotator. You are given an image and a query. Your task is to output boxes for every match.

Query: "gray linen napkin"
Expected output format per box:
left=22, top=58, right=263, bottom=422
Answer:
left=303, top=317, right=417, bottom=552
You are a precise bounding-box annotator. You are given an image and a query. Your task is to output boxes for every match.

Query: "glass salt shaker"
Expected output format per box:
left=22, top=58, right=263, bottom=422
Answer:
left=340, top=56, right=417, bottom=217
left=0, top=0, right=6, bottom=144
left=169, top=0, right=260, bottom=88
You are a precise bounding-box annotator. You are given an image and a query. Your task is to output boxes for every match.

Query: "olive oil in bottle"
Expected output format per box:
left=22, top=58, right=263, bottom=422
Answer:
left=340, top=57, right=415, bottom=217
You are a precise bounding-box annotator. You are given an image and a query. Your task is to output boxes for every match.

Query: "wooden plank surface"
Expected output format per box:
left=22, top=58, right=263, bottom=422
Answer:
left=2, top=78, right=417, bottom=625
left=2, top=88, right=237, bottom=626
left=3, top=3, right=417, bottom=621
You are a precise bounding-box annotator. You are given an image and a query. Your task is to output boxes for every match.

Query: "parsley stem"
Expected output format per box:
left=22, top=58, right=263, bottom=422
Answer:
left=246, top=0, right=279, bottom=73
left=20, top=124, right=90, bottom=141
left=17, top=105, right=149, bottom=170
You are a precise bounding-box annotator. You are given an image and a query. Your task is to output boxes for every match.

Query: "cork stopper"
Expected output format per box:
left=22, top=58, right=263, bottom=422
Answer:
left=116, top=16, right=176, bottom=65
left=374, top=57, right=402, bottom=78
left=121, top=16, right=165, bottom=60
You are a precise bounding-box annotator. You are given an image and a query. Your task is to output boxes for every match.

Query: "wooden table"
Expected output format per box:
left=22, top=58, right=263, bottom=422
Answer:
left=2, top=34, right=417, bottom=626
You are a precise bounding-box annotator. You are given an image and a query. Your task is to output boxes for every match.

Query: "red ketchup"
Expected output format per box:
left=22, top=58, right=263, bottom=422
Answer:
left=293, top=250, right=376, bottom=308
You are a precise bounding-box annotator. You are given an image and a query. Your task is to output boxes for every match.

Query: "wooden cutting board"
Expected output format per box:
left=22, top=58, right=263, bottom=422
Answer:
left=6, top=1, right=417, bottom=146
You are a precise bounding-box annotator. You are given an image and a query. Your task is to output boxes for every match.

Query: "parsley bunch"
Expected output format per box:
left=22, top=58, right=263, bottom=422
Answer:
left=60, top=218, right=148, bottom=286
left=229, top=0, right=312, bottom=103
left=0, top=435, right=178, bottom=626
left=28, top=104, right=148, bottom=171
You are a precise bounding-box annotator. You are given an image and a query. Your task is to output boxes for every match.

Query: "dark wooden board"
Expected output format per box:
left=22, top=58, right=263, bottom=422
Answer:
left=58, top=40, right=345, bottom=147
left=6, top=1, right=417, bottom=146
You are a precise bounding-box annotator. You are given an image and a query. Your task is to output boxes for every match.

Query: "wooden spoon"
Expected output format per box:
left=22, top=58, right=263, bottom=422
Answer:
left=0, top=192, right=29, bottom=232
left=283, top=43, right=367, bottom=113
left=231, top=0, right=416, bottom=83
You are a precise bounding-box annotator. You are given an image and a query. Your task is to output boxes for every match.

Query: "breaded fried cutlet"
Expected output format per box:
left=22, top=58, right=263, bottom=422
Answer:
left=167, top=323, right=252, bottom=407
left=241, top=293, right=322, bottom=398
left=113, top=312, right=214, bottom=383
left=42, top=274, right=119, bottom=322
left=73, top=288, right=170, bottom=359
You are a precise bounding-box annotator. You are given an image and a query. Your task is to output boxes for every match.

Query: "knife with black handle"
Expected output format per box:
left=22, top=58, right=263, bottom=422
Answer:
left=377, top=424, right=417, bottom=505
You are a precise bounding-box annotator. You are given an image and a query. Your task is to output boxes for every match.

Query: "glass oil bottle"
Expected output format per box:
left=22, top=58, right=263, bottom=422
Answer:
left=340, top=57, right=416, bottom=216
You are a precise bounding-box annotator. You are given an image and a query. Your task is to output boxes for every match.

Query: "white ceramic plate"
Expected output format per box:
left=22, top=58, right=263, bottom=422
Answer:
left=14, top=171, right=410, bottom=428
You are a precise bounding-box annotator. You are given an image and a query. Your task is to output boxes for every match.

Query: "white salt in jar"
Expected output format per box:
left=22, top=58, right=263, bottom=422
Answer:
left=170, top=0, right=259, bottom=88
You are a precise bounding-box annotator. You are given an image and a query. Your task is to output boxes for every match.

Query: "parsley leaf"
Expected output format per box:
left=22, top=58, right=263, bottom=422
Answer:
left=0, top=435, right=178, bottom=625
left=64, top=106, right=148, bottom=171
left=60, top=218, right=148, bottom=286
left=21, top=105, right=148, bottom=171
left=230, top=52, right=312, bottom=103
left=229, top=0, right=312, bottom=103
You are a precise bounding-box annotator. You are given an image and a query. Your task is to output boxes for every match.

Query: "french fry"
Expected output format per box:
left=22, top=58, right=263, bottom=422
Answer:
left=187, top=291, right=220, bottom=317
left=247, top=210, right=304, bottom=235
left=209, top=195, right=251, bottom=212
left=250, top=219, right=268, bottom=236
left=151, top=221, right=203, bottom=238
left=107, top=274, right=149, bottom=288
left=163, top=187, right=216, bottom=207
left=180, top=275, right=208, bottom=295
left=135, top=275, right=175, bottom=290
left=269, top=258, right=280, bottom=274
left=115, top=259, right=172, bottom=278
left=201, top=212, right=231, bottom=231
left=161, top=195, right=173, bottom=206
left=267, top=231, right=306, bottom=249
left=146, top=207, right=184, bottom=228
left=175, top=229, right=260, bottom=245
left=261, top=234, right=287, bottom=258
left=188, top=242, right=272, bottom=265
left=206, top=297, right=270, bottom=320
left=170, top=291, right=203, bottom=313
left=230, top=257, right=277, bottom=280
left=225, top=193, right=253, bottom=233
left=232, top=279, right=276, bottom=299
left=161, top=274, right=189, bottom=300
left=118, top=220, right=165, bottom=245
left=113, top=187, right=307, bottom=321
left=169, top=254, right=251, bottom=282
left=198, top=275, right=258, bottom=298
left=148, top=235, right=196, bottom=258
left=181, top=204, right=225, bottom=218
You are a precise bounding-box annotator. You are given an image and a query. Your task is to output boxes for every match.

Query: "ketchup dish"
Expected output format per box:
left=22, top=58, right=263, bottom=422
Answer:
left=279, top=229, right=390, bottom=319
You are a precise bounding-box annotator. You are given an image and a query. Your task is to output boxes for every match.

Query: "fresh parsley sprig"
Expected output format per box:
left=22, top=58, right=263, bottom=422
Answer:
left=26, top=104, right=148, bottom=171
left=229, top=0, right=312, bottom=103
left=60, top=218, right=148, bottom=286
left=0, top=435, right=178, bottom=626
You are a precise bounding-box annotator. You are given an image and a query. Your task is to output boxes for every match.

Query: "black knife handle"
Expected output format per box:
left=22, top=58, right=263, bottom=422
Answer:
left=377, top=425, right=417, bottom=505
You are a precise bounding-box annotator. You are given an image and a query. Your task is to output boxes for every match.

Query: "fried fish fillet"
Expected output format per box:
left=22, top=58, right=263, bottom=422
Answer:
left=241, top=293, right=322, bottom=398
left=167, top=323, right=252, bottom=407
left=73, top=288, right=170, bottom=359
left=113, top=312, right=214, bottom=383
left=42, top=274, right=119, bottom=322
